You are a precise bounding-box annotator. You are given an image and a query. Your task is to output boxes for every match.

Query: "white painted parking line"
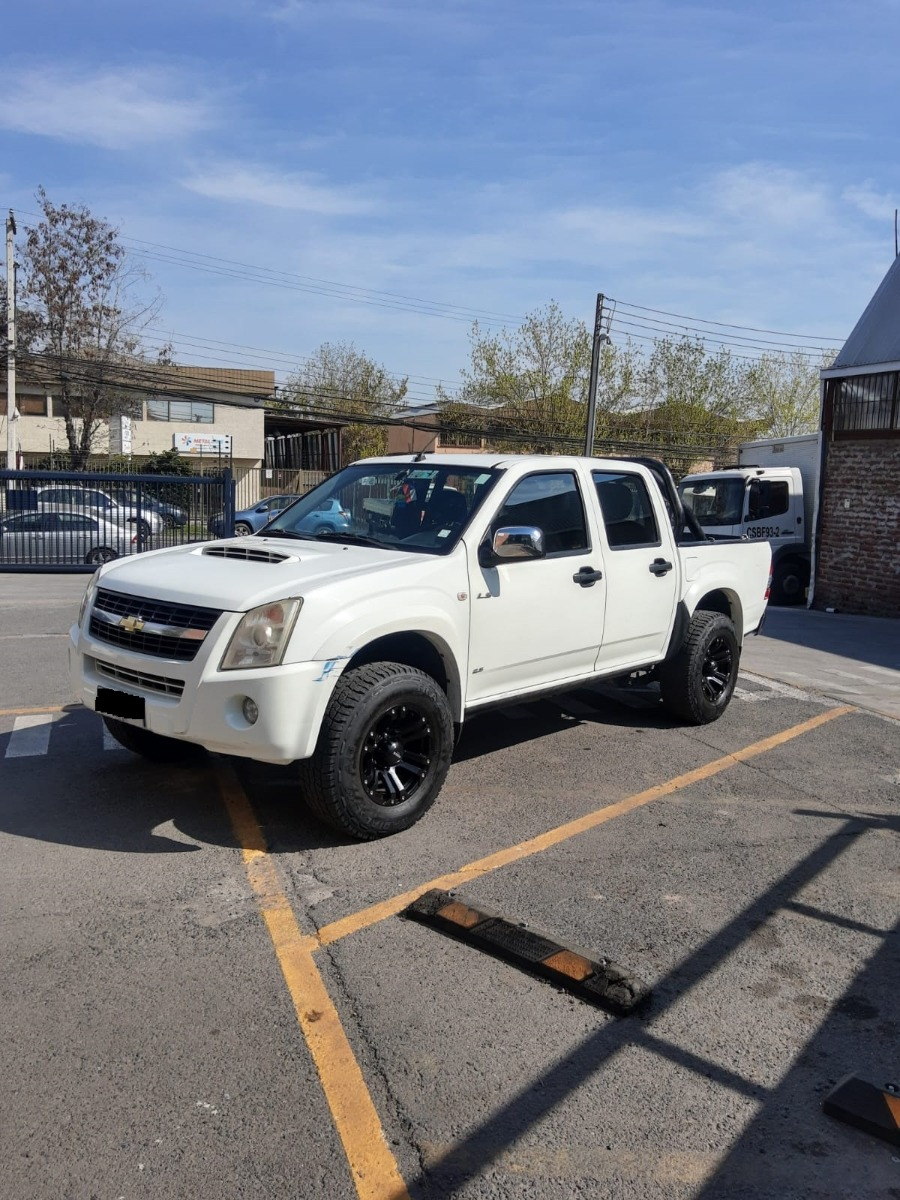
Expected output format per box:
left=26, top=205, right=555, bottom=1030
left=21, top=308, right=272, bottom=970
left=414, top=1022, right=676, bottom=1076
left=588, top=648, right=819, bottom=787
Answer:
left=738, top=672, right=831, bottom=705
left=5, top=713, right=59, bottom=758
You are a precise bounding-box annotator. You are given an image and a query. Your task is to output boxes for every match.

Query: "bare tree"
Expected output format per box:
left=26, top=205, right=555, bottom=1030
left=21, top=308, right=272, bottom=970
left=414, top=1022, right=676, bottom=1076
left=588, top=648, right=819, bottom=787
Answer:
left=17, top=188, right=164, bottom=467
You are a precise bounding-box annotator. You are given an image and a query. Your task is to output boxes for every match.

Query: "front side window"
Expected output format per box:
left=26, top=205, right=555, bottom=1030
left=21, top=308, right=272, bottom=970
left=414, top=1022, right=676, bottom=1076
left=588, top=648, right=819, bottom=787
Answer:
left=3, top=513, right=48, bottom=532
left=747, top=479, right=789, bottom=521
left=593, top=471, right=660, bottom=548
left=263, top=462, right=501, bottom=555
left=492, top=472, right=589, bottom=555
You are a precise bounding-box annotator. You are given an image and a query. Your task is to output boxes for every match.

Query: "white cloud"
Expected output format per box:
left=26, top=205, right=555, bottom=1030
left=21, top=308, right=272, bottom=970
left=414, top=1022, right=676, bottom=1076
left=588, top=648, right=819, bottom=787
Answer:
left=843, top=183, right=897, bottom=223
left=181, top=162, right=377, bottom=215
left=703, top=163, right=832, bottom=231
left=0, top=65, right=216, bottom=149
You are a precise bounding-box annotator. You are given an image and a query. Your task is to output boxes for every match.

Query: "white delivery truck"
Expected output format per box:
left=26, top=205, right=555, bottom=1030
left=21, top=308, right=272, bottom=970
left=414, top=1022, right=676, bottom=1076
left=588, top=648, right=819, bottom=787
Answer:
left=70, top=453, right=771, bottom=839
left=677, top=433, right=821, bottom=606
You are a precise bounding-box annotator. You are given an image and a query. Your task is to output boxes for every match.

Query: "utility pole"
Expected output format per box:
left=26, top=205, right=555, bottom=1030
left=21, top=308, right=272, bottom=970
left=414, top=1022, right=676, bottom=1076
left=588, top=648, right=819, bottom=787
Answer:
left=6, top=210, right=17, bottom=470
left=583, top=293, right=609, bottom=456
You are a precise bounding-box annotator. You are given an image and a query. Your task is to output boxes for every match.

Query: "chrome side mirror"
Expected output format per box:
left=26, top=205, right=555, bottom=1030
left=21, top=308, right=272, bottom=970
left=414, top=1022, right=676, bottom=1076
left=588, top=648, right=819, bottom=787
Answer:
left=492, top=525, right=545, bottom=560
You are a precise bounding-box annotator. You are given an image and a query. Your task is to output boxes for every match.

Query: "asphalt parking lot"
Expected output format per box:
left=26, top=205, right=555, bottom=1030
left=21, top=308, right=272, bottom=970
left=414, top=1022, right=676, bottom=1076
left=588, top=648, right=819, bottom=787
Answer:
left=1, top=576, right=898, bottom=1200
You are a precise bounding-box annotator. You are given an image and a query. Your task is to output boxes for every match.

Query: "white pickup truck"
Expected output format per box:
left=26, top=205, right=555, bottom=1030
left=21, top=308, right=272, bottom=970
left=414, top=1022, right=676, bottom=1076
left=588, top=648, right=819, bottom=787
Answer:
left=70, top=454, right=771, bottom=839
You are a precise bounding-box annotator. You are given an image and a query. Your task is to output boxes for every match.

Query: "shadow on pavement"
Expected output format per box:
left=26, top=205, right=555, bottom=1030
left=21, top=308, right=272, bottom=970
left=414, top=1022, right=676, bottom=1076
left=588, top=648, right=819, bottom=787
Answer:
left=403, top=808, right=900, bottom=1199
left=757, top=608, right=900, bottom=673
left=0, top=691, right=678, bottom=854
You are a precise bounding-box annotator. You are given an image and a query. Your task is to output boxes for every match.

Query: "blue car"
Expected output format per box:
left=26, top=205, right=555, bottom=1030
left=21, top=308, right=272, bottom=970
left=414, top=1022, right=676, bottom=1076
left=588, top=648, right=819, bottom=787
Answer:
left=210, top=495, right=351, bottom=538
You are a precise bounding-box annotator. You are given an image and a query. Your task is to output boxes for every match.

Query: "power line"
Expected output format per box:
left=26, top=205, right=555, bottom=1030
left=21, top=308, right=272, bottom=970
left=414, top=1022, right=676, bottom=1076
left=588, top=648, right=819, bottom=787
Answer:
left=22, top=349, right=740, bottom=455
left=610, top=297, right=841, bottom=342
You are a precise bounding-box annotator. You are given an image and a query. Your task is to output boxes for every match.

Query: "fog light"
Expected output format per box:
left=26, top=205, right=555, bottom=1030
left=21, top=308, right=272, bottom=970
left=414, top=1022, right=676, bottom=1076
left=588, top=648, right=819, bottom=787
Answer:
left=242, top=697, right=259, bottom=725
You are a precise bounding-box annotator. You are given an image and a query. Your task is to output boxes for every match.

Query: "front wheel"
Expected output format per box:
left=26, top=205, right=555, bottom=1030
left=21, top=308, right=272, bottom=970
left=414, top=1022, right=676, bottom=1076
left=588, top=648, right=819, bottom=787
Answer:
left=659, top=611, right=739, bottom=724
left=86, top=546, right=118, bottom=565
left=102, top=716, right=207, bottom=763
left=297, top=662, right=454, bottom=840
left=770, top=558, right=808, bottom=606
left=234, top=521, right=253, bottom=537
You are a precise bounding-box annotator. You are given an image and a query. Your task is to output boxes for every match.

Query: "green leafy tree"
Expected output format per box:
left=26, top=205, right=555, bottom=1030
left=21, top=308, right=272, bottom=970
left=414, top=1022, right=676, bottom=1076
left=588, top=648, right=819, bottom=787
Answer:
left=631, top=336, right=755, bottom=473
left=437, top=303, right=640, bottom=453
left=282, top=342, right=407, bottom=463
left=17, top=188, right=163, bottom=468
left=743, top=349, right=832, bottom=437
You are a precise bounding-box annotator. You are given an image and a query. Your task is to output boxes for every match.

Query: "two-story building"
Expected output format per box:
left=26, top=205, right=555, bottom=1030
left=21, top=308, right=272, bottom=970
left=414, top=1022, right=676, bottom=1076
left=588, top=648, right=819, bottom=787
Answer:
left=2, top=364, right=272, bottom=471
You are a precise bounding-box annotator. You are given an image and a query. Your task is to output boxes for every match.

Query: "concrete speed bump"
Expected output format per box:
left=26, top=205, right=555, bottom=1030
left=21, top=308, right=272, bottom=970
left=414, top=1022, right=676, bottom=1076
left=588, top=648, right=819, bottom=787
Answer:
left=823, top=1074, right=900, bottom=1147
left=402, top=888, right=651, bottom=1015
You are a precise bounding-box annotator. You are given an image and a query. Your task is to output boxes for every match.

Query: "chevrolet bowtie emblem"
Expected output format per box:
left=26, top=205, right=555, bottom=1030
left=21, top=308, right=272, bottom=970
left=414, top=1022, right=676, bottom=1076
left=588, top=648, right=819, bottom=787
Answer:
left=118, top=616, right=145, bottom=633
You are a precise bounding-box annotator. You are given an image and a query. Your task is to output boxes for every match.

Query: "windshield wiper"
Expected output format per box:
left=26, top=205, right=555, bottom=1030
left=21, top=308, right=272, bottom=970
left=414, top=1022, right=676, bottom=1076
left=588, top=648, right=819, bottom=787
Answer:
left=313, top=531, right=396, bottom=549
left=260, top=529, right=316, bottom=540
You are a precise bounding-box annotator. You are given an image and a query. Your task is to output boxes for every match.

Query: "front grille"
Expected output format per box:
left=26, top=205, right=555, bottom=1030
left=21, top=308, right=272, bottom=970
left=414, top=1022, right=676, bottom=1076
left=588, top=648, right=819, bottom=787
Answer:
left=95, top=659, right=185, bottom=697
left=90, top=588, right=222, bottom=662
left=203, top=545, right=291, bottom=564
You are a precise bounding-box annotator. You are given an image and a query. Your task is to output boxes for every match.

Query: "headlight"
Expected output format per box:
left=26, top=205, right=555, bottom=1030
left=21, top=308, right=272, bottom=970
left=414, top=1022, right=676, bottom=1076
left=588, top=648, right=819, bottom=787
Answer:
left=220, top=598, right=302, bottom=670
left=78, top=576, right=99, bottom=626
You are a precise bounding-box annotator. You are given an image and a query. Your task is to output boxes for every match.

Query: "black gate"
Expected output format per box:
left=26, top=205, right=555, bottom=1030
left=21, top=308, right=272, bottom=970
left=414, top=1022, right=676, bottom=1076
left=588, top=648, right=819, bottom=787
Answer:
left=0, top=468, right=235, bottom=573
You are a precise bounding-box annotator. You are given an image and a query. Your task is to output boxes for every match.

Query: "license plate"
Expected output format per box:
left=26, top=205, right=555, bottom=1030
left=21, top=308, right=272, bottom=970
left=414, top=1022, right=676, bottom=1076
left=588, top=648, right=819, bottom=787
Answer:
left=95, top=687, right=146, bottom=722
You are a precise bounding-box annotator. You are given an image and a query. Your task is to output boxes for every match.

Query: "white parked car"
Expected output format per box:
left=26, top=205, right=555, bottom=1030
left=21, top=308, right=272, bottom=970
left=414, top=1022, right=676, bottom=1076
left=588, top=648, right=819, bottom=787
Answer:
left=0, top=508, right=140, bottom=564
left=70, top=454, right=771, bottom=839
left=36, top=486, right=163, bottom=537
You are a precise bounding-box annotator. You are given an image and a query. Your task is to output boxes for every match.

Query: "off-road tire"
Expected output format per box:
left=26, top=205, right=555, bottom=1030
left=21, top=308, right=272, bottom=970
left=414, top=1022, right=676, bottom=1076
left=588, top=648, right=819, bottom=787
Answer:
left=297, top=662, right=454, bottom=840
left=659, top=610, right=739, bottom=724
left=102, top=716, right=207, bottom=764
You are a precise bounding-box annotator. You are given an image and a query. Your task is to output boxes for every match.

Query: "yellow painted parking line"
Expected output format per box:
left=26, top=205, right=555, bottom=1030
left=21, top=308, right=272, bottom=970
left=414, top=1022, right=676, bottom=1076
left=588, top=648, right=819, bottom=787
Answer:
left=215, top=764, right=411, bottom=1200
left=318, top=705, right=855, bottom=947
left=0, top=705, right=66, bottom=718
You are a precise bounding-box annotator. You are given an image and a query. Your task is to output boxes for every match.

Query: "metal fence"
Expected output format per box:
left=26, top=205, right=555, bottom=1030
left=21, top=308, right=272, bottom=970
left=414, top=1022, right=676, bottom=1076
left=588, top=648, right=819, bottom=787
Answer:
left=0, top=468, right=234, bottom=573
left=233, top=466, right=329, bottom=512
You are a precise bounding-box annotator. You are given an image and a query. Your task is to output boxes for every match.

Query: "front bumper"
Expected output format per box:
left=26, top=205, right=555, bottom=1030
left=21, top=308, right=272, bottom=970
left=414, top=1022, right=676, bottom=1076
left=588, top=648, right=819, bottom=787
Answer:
left=69, top=616, right=340, bottom=764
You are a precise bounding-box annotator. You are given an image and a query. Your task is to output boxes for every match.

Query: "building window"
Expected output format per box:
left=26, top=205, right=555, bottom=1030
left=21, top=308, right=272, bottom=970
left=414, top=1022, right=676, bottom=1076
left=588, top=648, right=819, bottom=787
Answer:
left=147, top=399, right=215, bottom=423
left=826, top=371, right=900, bottom=437
left=18, top=395, right=48, bottom=416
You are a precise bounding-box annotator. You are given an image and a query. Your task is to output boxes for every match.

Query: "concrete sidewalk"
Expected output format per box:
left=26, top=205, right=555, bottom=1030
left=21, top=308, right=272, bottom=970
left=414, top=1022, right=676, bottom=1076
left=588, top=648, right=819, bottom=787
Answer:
left=741, top=606, right=900, bottom=720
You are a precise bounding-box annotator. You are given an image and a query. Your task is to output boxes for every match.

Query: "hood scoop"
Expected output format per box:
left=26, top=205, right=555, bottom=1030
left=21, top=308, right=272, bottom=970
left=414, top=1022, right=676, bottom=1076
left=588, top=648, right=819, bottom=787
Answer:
left=203, top=544, right=294, bottom=564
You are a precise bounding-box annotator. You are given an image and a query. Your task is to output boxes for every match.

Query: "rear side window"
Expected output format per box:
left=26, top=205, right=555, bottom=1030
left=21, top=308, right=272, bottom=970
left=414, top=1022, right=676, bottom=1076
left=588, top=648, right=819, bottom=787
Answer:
left=57, top=512, right=98, bottom=531
left=493, top=472, right=589, bottom=555
left=593, top=472, right=660, bottom=548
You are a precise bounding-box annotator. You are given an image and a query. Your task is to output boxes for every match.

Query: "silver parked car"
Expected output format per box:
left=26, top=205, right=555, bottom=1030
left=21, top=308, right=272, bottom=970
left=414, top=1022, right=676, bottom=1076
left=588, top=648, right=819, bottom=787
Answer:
left=35, top=486, right=164, bottom=537
left=0, top=509, right=141, bottom=564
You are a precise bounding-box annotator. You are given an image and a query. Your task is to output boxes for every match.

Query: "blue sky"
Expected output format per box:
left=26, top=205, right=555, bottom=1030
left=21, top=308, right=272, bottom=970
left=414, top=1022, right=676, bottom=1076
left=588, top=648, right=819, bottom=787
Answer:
left=2, top=0, right=898, bottom=405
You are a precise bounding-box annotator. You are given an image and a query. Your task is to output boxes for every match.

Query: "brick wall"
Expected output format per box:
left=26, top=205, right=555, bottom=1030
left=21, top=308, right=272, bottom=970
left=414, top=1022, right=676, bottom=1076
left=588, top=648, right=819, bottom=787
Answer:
left=815, top=439, right=900, bottom=617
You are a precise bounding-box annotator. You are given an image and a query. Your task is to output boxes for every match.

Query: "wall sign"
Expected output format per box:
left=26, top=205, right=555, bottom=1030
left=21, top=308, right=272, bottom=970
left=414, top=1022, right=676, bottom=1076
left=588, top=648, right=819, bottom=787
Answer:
left=173, top=432, right=232, bottom=455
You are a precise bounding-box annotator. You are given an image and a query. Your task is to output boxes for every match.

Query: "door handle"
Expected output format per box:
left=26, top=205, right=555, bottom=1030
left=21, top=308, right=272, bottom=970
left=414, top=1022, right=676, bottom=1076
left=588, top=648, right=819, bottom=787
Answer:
left=649, top=558, right=673, bottom=576
left=573, top=566, right=603, bottom=587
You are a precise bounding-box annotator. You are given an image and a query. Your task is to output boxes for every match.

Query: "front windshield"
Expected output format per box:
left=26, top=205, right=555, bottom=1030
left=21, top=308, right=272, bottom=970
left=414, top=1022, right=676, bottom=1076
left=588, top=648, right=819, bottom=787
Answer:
left=262, top=461, right=501, bottom=554
left=678, top=477, right=746, bottom=527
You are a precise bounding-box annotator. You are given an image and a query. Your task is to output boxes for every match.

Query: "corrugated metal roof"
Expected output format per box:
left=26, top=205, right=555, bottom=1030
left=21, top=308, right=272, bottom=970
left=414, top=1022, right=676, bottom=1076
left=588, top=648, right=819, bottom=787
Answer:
left=831, top=254, right=900, bottom=370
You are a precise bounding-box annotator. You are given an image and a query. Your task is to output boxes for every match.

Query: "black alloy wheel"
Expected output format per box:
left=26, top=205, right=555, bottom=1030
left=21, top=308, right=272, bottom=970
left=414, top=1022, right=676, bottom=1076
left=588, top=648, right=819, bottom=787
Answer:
left=700, top=630, right=735, bottom=706
left=360, top=703, right=433, bottom=806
